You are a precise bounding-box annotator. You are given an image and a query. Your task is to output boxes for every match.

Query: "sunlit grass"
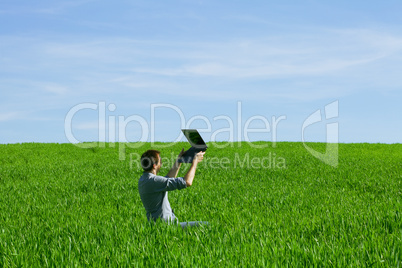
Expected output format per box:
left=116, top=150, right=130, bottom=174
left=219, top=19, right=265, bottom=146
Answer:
left=0, top=142, right=400, bottom=266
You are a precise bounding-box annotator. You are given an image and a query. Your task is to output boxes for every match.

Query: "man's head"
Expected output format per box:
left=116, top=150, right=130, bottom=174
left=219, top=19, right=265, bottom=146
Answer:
left=141, top=150, right=161, bottom=173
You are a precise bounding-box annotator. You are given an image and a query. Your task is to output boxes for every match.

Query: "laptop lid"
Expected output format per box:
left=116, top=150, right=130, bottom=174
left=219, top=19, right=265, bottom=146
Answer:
left=182, top=129, right=207, bottom=149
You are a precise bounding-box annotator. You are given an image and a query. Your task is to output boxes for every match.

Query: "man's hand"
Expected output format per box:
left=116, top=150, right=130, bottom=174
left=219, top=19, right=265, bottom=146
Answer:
left=178, top=148, right=186, bottom=159
left=193, top=151, right=205, bottom=163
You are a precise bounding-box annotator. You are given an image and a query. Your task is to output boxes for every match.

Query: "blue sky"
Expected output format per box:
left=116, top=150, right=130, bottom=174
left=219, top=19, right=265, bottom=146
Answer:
left=1, top=0, right=401, bottom=144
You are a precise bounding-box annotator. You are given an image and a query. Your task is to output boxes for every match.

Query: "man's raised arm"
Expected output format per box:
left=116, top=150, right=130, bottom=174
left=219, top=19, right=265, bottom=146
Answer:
left=184, top=151, right=205, bottom=187
left=166, top=148, right=185, bottom=178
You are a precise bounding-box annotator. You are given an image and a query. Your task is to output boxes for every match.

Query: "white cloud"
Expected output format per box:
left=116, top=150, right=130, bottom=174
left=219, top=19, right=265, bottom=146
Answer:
left=41, top=83, right=69, bottom=95
left=0, top=0, right=95, bottom=15
left=1, top=27, right=402, bottom=110
left=126, top=29, right=402, bottom=79
left=74, top=121, right=103, bottom=130
left=0, top=112, right=21, bottom=122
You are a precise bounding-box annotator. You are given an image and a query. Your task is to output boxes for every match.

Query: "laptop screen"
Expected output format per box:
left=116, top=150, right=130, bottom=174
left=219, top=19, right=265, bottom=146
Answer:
left=182, top=129, right=207, bottom=148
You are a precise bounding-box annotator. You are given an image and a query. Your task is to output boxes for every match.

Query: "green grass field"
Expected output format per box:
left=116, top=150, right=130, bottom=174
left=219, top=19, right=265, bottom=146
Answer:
left=0, top=142, right=400, bottom=267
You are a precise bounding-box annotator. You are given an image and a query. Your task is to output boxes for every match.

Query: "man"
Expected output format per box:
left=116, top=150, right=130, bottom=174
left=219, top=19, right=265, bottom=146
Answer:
left=138, top=148, right=207, bottom=228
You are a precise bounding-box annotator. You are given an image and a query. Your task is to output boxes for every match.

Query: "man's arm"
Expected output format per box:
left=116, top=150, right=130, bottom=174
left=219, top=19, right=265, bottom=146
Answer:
left=166, top=149, right=185, bottom=178
left=184, top=151, right=205, bottom=187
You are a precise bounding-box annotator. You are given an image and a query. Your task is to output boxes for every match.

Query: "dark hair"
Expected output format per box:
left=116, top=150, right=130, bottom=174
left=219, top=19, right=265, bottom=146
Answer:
left=141, top=150, right=161, bottom=171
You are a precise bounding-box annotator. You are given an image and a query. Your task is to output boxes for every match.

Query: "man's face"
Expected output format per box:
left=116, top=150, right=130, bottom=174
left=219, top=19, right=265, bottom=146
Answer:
left=154, top=155, right=161, bottom=174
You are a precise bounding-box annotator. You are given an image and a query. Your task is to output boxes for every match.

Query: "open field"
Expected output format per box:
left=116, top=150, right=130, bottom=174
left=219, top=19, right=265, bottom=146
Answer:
left=0, top=142, right=401, bottom=266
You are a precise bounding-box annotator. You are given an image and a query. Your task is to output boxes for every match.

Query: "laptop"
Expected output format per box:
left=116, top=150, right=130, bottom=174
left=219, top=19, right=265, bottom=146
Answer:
left=178, top=129, right=208, bottom=163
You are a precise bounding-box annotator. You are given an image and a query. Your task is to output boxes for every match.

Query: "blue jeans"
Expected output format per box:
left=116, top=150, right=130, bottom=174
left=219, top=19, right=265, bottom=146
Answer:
left=179, top=221, right=209, bottom=229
